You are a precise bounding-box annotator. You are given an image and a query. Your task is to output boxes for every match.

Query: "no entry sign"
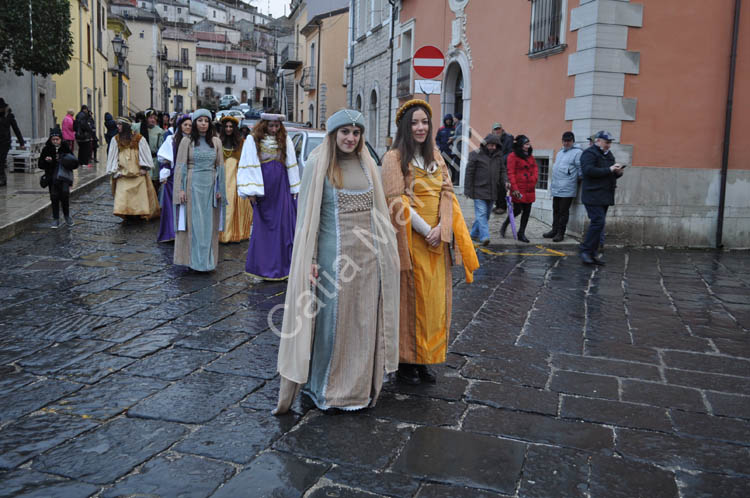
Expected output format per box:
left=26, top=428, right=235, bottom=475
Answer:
left=413, top=45, right=445, bottom=79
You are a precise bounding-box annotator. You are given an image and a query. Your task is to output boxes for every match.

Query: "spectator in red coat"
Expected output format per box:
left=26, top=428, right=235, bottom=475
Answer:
left=501, top=135, right=538, bottom=243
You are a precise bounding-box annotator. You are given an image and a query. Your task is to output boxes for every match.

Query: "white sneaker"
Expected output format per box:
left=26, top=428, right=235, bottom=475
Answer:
left=65, top=216, right=74, bottom=227
left=51, top=219, right=61, bottom=229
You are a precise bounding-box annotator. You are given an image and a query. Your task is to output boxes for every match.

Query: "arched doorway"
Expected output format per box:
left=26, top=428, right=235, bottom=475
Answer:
left=441, top=55, right=471, bottom=189
left=308, top=103, right=315, bottom=126
left=355, top=94, right=362, bottom=112
left=443, top=62, right=464, bottom=119
left=368, top=90, right=378, bottom=149
left=241, top=90, right=248, bottom=103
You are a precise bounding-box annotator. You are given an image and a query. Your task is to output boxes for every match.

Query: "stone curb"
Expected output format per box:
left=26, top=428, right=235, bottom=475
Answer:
left=0, top=172, right=110, bottom=242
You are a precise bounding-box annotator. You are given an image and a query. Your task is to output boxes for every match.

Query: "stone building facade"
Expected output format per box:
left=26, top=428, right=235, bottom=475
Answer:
left=347, top=0, right=395, bottom=157
left=396, top=0, right=749, bottom=248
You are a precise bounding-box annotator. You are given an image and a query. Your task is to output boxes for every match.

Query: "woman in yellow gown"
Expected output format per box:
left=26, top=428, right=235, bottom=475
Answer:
left=218, top=115, right=252, bottom=243
left=381, top=99, right=478, bottom=385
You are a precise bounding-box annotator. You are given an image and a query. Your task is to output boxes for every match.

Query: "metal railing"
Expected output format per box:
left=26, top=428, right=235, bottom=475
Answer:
left=396, top=59, right=411, bottom=98
left=529, top=0, right=563, bottom=54
left=203, top=73, right=236, bottom=83
left=171, top=78, right=189, bottom=89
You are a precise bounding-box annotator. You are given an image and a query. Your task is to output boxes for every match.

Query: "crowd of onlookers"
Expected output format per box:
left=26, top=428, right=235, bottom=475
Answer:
left=454, top=117, right=625, bottom=264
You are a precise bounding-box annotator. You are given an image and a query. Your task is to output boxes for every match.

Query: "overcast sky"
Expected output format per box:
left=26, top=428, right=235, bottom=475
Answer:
left=246, top=0, right=288, bottom=19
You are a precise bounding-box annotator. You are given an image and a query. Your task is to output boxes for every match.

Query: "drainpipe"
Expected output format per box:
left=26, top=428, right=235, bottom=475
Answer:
left=347, top=0, right=354, bottom=107
left=29, top=2, right=37, bottom=138
left=716, top=0, right=741, bottom=249
left=315, top=21, right=321, bottom=126
left=386, top=0, right=397, bottom=145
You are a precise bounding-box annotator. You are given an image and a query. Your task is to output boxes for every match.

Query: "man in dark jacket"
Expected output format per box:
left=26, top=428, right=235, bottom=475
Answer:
left=0, top=98, right=26, bottom=187
left=465, top=134, right=509, bottom=245
left=436, top=114, right=456, bottom=175
left=491, top=122, right=513, bottom=214
left=75, top=105, right=93, bottom=167
left=579, top=130, right=624, bottom=265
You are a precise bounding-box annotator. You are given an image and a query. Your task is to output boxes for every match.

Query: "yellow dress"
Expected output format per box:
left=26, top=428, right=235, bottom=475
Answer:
left=111, top=134, right=160, bottom=220
left=382, top=149, right=479, bottom=366
left=219, top=140, right=252, bottom=243
left=408, top=166, right=449, bottom=363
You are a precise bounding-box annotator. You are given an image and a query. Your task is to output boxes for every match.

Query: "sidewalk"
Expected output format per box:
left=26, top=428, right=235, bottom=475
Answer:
left=0, top=145, right=109, bottom=242
left=456, top=193, right=582, bottom=251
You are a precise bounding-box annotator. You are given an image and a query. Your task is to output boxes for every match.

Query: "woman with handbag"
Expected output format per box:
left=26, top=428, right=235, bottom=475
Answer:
left=38, top=126, right=76, bottom=228
left=501, top=135, right=539, bottom=243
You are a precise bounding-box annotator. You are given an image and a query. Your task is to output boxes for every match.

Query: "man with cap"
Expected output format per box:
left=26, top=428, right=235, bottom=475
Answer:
left=579, top=130, right=624, bottom=265
left=545, top=131, right=582, bottom=242
left=0, top=98, right=26, bottom=187
left=491, top=122, right=513, bottom=214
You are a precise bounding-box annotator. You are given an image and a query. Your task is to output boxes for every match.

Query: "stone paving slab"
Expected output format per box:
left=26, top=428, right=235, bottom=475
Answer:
left=0, top=182, right=748, bottom=496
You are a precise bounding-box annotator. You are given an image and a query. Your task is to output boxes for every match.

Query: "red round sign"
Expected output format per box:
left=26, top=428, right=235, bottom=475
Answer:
left=413, top=45, right=445, bottom=79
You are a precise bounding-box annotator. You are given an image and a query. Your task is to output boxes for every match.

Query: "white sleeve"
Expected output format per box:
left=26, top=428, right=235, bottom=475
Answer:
left=285, top=136, right=301, bottom=194
left=409, top=206, right=432, bottom=237
left=106, top=138, right=119, bottom=174
left=237, top=137, right=265, bottom=197
left=157, top=135, right=173, bottom=164
left=159, top=168, right=171, bottom=181
left=138, top=137, right=154, bottom=169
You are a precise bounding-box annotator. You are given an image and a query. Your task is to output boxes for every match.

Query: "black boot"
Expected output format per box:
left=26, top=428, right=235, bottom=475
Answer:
left=553, top=231, right=565, bottom=242
left=415, top=365, right=437, bottom=383
left=542, top=229, right=556, bottom=238
left=501, top=219, right=509, bottom=238
left=397, top=363, right=421, bottom=385
left=517, top=232, right=530, bottom=243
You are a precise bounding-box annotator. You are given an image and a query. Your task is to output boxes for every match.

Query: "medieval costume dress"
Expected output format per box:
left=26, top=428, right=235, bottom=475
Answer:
left=382, top=100, right=479, bottom=371
left=219, top=121, right=252, bottom=243
left=274, top=109, right=400, bottom=414
left=156, top=127, right=177, bottom=242
left=106, top=127, right=160, bottom=220
left=173, top=132, right=226, bottom=272
left=237, top=115, right=300, bottom=280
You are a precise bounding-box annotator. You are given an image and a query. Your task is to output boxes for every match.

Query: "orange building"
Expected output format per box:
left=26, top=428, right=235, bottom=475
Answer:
left=393, top=0, right=748, bottom=247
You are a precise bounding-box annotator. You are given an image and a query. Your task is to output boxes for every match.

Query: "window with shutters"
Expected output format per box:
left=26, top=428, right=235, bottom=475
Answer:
left=529, top=0, right=567, bottom=57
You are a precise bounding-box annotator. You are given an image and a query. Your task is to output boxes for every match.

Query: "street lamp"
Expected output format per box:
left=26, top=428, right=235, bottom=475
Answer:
left=162, top=73, right=170, bottom=112
left=112, top=33, right=129, bottom=117
left=146, top=65, right=155, bottom=109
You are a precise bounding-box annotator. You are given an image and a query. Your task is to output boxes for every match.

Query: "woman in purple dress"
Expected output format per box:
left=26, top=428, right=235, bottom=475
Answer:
left=237, top=113, right=300, bottom=280
left=156, top=114, right=192, bottom=242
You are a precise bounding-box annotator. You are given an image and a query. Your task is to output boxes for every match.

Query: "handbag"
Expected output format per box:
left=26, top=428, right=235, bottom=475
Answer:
left=55, top=163, right=75, bottom=185
left=39, top=174, right=49, bottom=188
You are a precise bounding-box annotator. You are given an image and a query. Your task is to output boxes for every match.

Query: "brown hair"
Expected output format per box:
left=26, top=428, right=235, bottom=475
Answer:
left=325, top=127, right=364, bottom=189
left=190, top=116, right=217, bottom=147
left=252, top=120, right=287, bottom=164
left=220, top=119, right=242, bottom=150
left=391, top=105, right=436, bottom=178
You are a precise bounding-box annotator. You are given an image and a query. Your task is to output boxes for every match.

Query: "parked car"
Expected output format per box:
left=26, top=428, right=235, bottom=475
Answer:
left=215, top=109, right=245, bottom=122
left=219, top=95, right=239, bottom=109
left=288, top=129, right=381, bottom=177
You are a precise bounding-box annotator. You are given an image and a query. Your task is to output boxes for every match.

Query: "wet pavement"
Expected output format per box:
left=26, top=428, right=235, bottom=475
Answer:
left=0, top=183, right=749, bottom=497
left=0, top=146, right=109, bottom=242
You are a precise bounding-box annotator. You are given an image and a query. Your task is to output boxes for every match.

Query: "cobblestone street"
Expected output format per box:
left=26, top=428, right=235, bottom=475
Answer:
left=1, top=183, right=749, bottom=497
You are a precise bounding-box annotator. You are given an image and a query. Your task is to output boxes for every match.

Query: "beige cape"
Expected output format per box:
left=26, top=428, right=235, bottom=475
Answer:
left=274, top=140, right=401, bottom=414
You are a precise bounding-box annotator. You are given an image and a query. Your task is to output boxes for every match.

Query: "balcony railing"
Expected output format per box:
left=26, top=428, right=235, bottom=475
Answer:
left=396, top=59, right=411, bottom=98
left=300, top=66, right=315, bottom=91
left=171, top=78, right=189, bottom=89
left=203, top=73, right=236, bottom=84
left=280, top=44, right=302, bottom=70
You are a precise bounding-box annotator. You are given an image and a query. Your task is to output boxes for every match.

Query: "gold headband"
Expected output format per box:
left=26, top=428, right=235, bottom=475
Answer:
left=395, top=99, right=433, bottom=125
